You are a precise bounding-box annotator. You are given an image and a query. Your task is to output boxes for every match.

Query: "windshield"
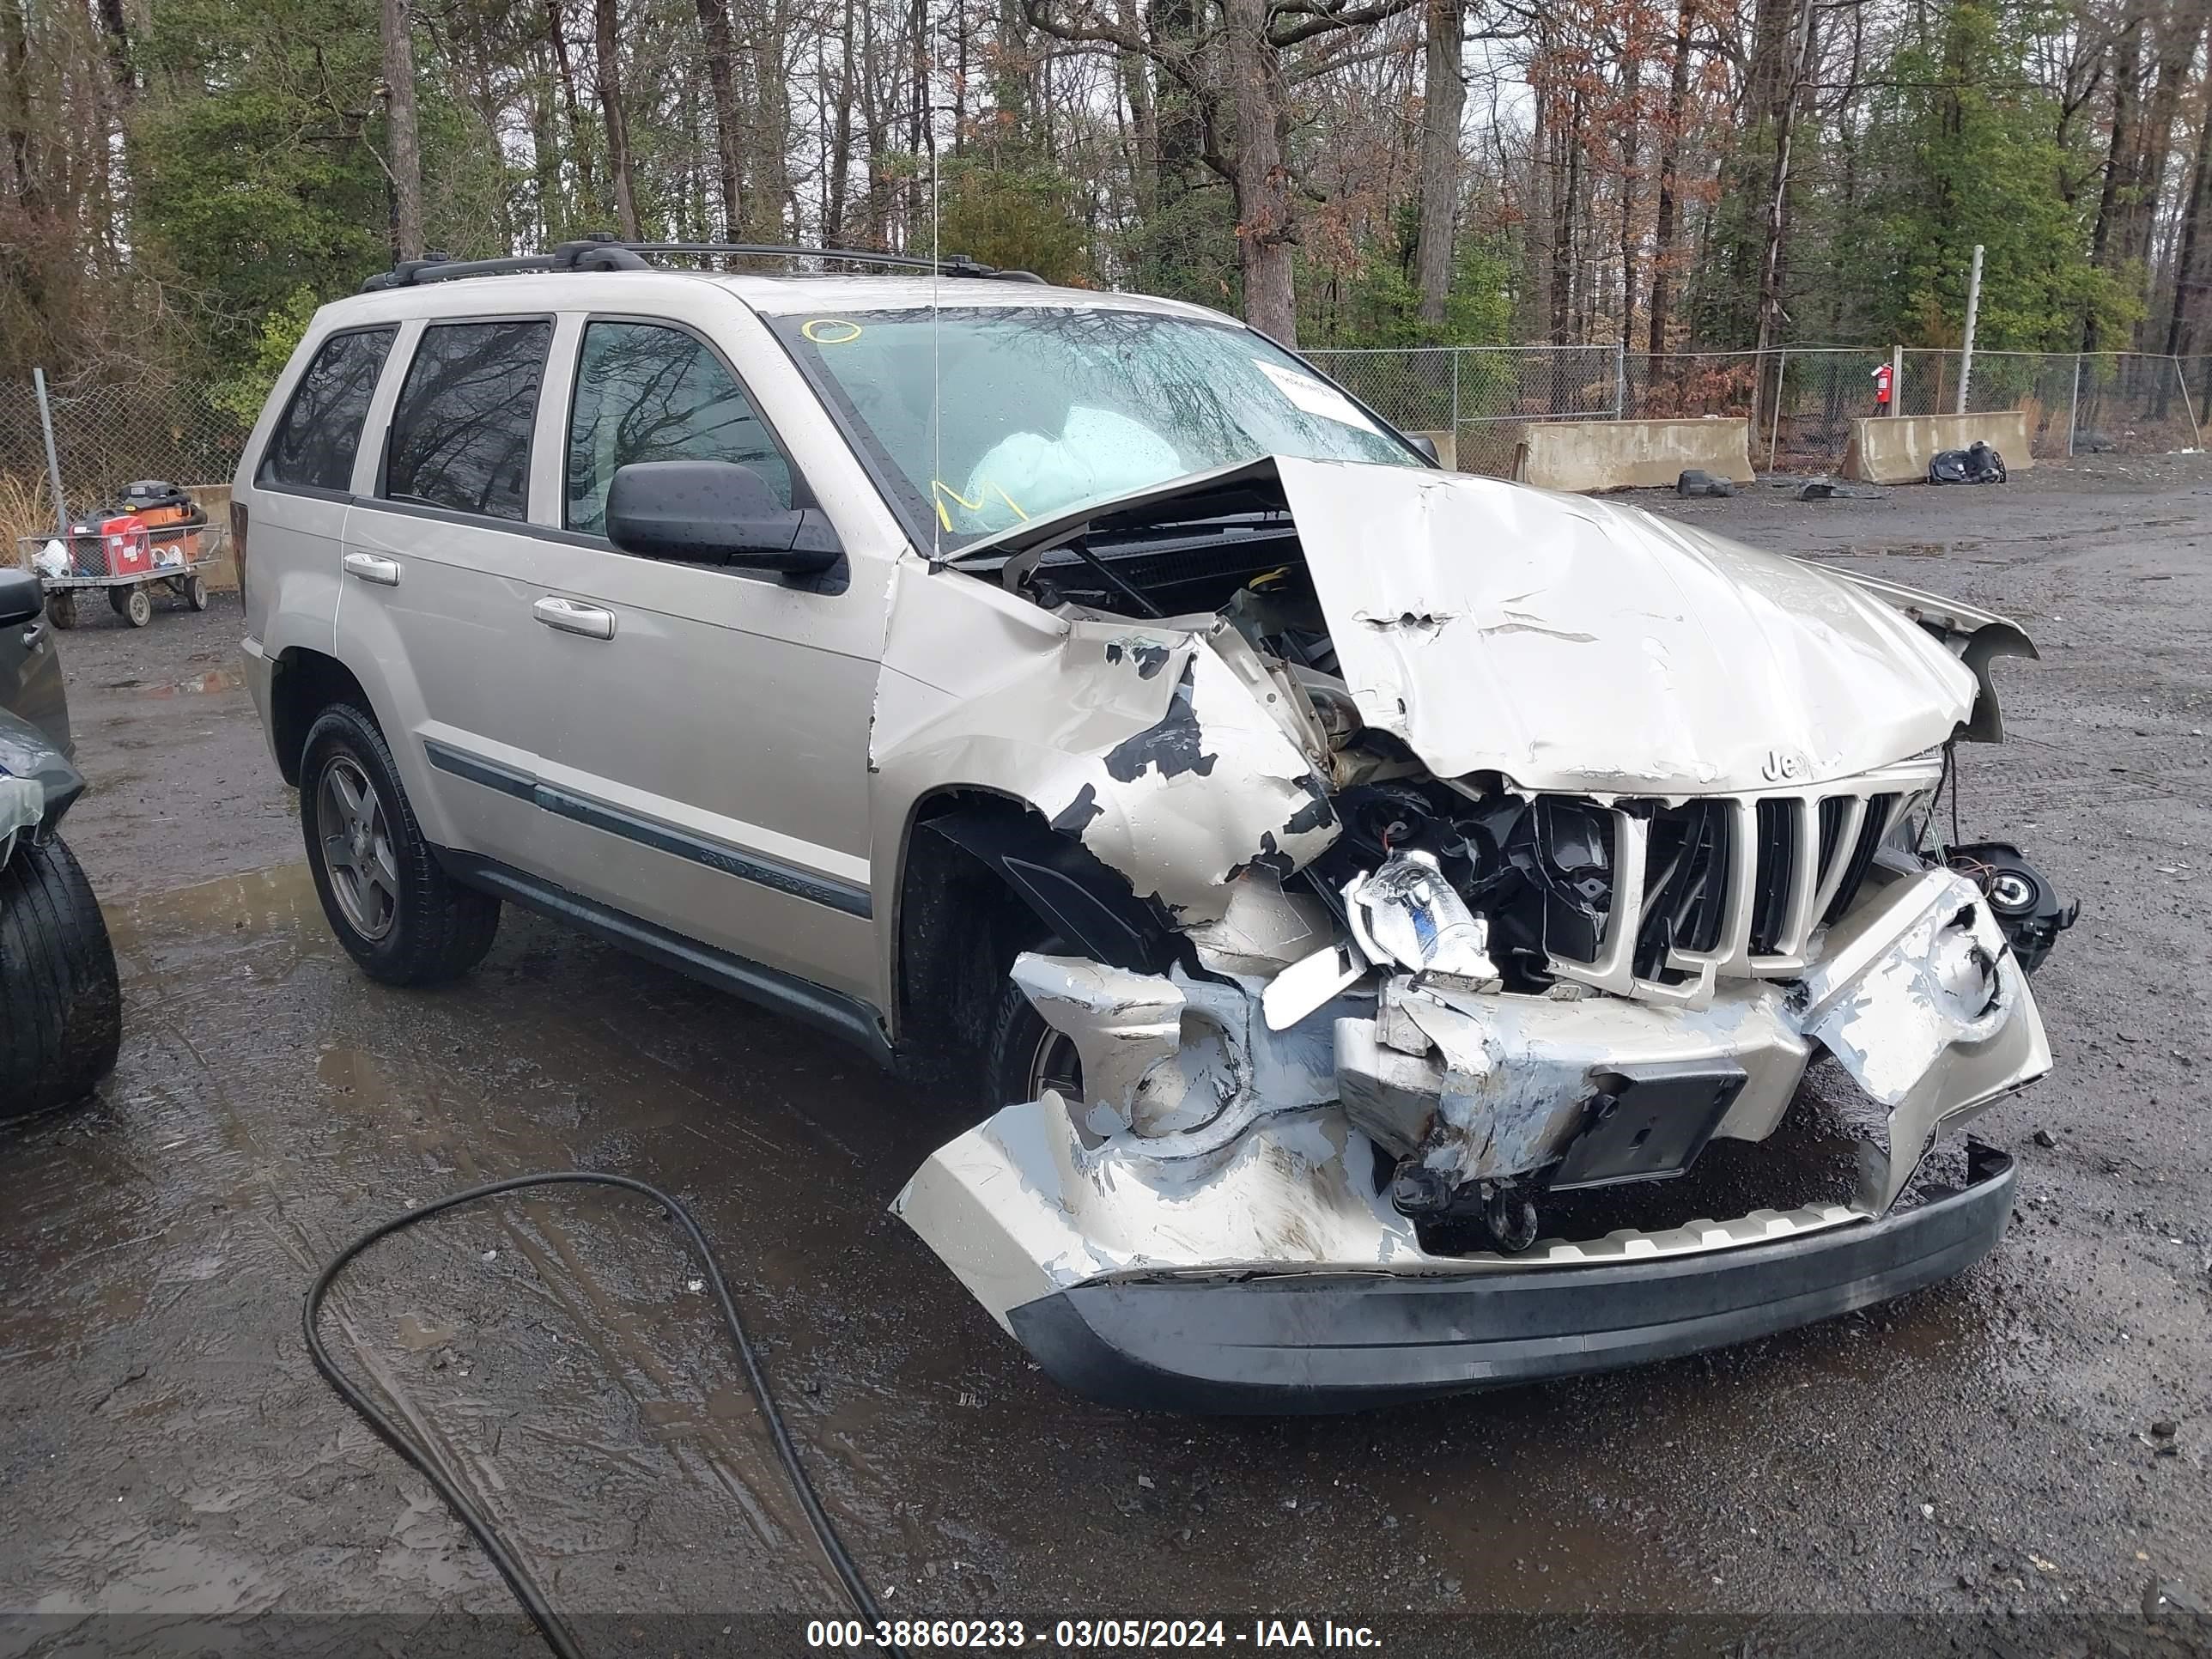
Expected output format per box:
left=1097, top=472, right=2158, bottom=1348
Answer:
left=767, top=307, right=1424, bottom=551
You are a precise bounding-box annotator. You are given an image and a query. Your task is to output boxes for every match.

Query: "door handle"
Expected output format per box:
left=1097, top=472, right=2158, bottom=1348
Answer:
left=532, top=595, right=616, bottom=640
left=342, top=552, right=401, bottom=586
left=20, top=622, right=43, bottom=649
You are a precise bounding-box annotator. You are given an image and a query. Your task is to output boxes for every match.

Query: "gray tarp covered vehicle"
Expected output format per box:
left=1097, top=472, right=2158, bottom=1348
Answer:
left=0, top=565, right=121, bottom=1117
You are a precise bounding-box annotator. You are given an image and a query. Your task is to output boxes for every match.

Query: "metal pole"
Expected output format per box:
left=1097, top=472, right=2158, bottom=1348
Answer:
left=2066, top=353, right=2081, bottom=456
left=1956, top=244, right=1984, bottom=415
left=2174, top=353, right=2203, bottom=451
left=33, top=368, right=68, bottom=536
left=1891, top=344, right=1903, bottom=416
left=1613, top=340, right=1626, bottom=420
left=1451, top=349, right=1461, bottom=470
left=1768, top=349, right=1785, bottom=471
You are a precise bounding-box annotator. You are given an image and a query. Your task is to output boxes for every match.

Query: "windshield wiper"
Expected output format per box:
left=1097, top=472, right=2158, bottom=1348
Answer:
left=1048, top=538, right=1166, bottom=617
left=1086, top=512, right=1292, bottom=551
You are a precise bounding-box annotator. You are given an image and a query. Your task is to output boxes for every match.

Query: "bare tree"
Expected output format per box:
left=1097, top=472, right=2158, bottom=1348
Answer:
left=382, top=0, right=425, bottom=257
left=1750, top=0, right=1815, bottom=369
left=695, top=0, right=745, bottom=233
left=1414, top=0, right=1462, bottom=325
left=593, top=0, right=641, bottom=237
left=2164, top=62, right=2212, bottom=359
left=1224, top=0, right=1294, bottom=339
left=1645, top=0, right=1692, bottom=355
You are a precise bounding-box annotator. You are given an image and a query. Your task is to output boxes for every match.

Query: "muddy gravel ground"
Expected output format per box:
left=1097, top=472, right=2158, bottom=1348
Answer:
left=3, top=458, right=2209, bottom=1653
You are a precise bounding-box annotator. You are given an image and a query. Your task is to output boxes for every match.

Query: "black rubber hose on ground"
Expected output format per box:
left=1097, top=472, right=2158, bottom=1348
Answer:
left=303, top=1171, right=891, bottom=1659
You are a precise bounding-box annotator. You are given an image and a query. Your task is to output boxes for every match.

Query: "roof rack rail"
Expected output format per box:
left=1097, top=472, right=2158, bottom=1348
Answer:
left=362, top=234, right=1047, bottom=291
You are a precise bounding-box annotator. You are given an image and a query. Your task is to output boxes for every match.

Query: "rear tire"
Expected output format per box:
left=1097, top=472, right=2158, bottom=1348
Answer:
left=0, top=834, right=122, bottom=1120
left=46, top=592, right=75, bottom=629
left=300, top=702, right=501, bottom=986
left=184, top=574, right=210, bottom=611
left=119, top=586, right=152, bottom=628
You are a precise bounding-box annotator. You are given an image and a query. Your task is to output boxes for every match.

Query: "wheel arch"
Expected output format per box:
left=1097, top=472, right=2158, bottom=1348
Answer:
left=268, top=647, right=376, bottom=786
left=886, top=785, right=1180, bottom=1080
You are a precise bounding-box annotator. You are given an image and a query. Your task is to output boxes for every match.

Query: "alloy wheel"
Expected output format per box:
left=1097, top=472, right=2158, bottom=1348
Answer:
left=1024, top=1027, right=1084, bottom=1103
left=318, top=757, right=399, bottom=941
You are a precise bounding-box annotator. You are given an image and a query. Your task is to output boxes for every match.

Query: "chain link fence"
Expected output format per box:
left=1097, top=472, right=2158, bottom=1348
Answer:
left=1304, top=345, right=1624, bottom=478
left=9, top=344, right=2211, bottom=556
left=1308, top=345, right=2212, bottom=478
left=2, top=376, right=252, bottom=558
left=1895, top=349, right=2205, bottom=459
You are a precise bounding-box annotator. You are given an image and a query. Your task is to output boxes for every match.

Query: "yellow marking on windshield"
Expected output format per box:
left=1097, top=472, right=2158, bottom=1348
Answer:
left=801, top=318, right=863, bottom=344
left=931, top=478, right=1030, bottom=532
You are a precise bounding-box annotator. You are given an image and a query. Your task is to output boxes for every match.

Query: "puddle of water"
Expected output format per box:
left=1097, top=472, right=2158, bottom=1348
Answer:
left=395, top=1313, right=456, bottom=1351
left=103, top=860, right=326, bottom=950
left=32, top=1535, right=283, bottom=1615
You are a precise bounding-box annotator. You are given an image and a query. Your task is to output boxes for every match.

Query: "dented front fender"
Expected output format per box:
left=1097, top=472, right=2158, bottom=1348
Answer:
left=871, top=561, right=1341, bottom=939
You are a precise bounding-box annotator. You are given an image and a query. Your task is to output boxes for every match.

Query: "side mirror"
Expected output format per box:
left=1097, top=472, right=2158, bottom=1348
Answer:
left=0, top=566, right=44, bottom=628
left=605, top=460, right=841, bottom=576
left=1407, top=434, right=1440, bottom=465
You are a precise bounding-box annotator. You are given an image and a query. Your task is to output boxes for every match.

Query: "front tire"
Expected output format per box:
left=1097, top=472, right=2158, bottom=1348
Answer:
left=980, top=939, right=1083, bottom=1111
left=300, top=703, right=500, bottom=986
left=0, top=834, right=122, bottom=1120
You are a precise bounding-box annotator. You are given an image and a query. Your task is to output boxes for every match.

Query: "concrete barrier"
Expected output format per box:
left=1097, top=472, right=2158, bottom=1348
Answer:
left=1512, top=418, right=1753, bottom=491
left=1410, top=430, right=1458, bottom=470
left=1841, top=411, right=2033, bottom=484
left=185, top=483, right=237, bottom=590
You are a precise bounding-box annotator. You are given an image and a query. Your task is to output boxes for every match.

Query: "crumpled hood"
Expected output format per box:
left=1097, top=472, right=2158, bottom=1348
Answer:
left=1273, top=456, right=1983, bottom=794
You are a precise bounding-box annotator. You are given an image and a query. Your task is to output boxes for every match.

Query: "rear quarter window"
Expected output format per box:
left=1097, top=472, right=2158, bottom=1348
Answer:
left=257, top=326, right=397, bottom=493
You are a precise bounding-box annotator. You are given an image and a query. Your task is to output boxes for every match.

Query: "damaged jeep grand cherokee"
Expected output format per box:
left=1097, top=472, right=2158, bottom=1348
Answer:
left=239, top=260, right=2071, bottom=1413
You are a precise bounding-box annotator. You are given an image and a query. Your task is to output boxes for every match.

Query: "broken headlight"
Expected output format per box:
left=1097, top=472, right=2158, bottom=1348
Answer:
left=1947, top=842, right=2077, bottom=975
left=1344, top=850, right=1498, bottom=985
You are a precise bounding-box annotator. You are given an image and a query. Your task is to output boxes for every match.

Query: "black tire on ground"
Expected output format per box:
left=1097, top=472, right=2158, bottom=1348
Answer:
left=107, top=585, right=130, bottom=616
left=123, top=586, right=152, bottom=627
left=299, top=702, right=500, bottom=986
left=0, top=834, right=122, bottom=1120
left=980, top=935, right=1082, bottom=1112
left=46, top=592, right=75, bottom=629
left=184, top=574, right=210, bottom=611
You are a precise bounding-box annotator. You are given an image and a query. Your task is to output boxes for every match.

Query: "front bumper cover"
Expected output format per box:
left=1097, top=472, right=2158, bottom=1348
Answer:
left=895, top=864, right=2051, bottom=1413
left=1006, top=1145, right=2015, bottom=1413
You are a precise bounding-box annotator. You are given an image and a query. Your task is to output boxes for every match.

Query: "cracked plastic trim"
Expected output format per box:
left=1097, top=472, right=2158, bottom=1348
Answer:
left=896, top=862, right=2051, bottom=1329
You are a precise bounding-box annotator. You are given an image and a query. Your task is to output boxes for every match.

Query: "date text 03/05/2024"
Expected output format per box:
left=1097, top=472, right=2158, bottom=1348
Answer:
left=805, top=1620, right=1383, bottom=1649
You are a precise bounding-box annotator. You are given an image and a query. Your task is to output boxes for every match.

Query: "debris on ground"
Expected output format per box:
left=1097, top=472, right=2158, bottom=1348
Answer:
left=2146, top=1578, right=2207, bottom=1620
left=1677, top=468, right=1736, bottom=497
left=1929, top=441, right=2008, bottom=485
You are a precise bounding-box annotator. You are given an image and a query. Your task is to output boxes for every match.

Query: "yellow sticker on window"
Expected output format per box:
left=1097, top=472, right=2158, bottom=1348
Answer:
left=801, top=319, right=863, bottom=345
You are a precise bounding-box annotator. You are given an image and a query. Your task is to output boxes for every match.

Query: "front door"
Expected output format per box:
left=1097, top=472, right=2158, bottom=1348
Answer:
left=520, top=314, right=885, bottom=1006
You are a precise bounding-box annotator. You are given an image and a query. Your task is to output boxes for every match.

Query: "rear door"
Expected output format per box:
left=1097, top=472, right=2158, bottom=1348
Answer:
left=333, top=315, right=559, bottom=868
left=516, top=307, right=886, bottom=1006
left=240, top=322, right=396, bottom=669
